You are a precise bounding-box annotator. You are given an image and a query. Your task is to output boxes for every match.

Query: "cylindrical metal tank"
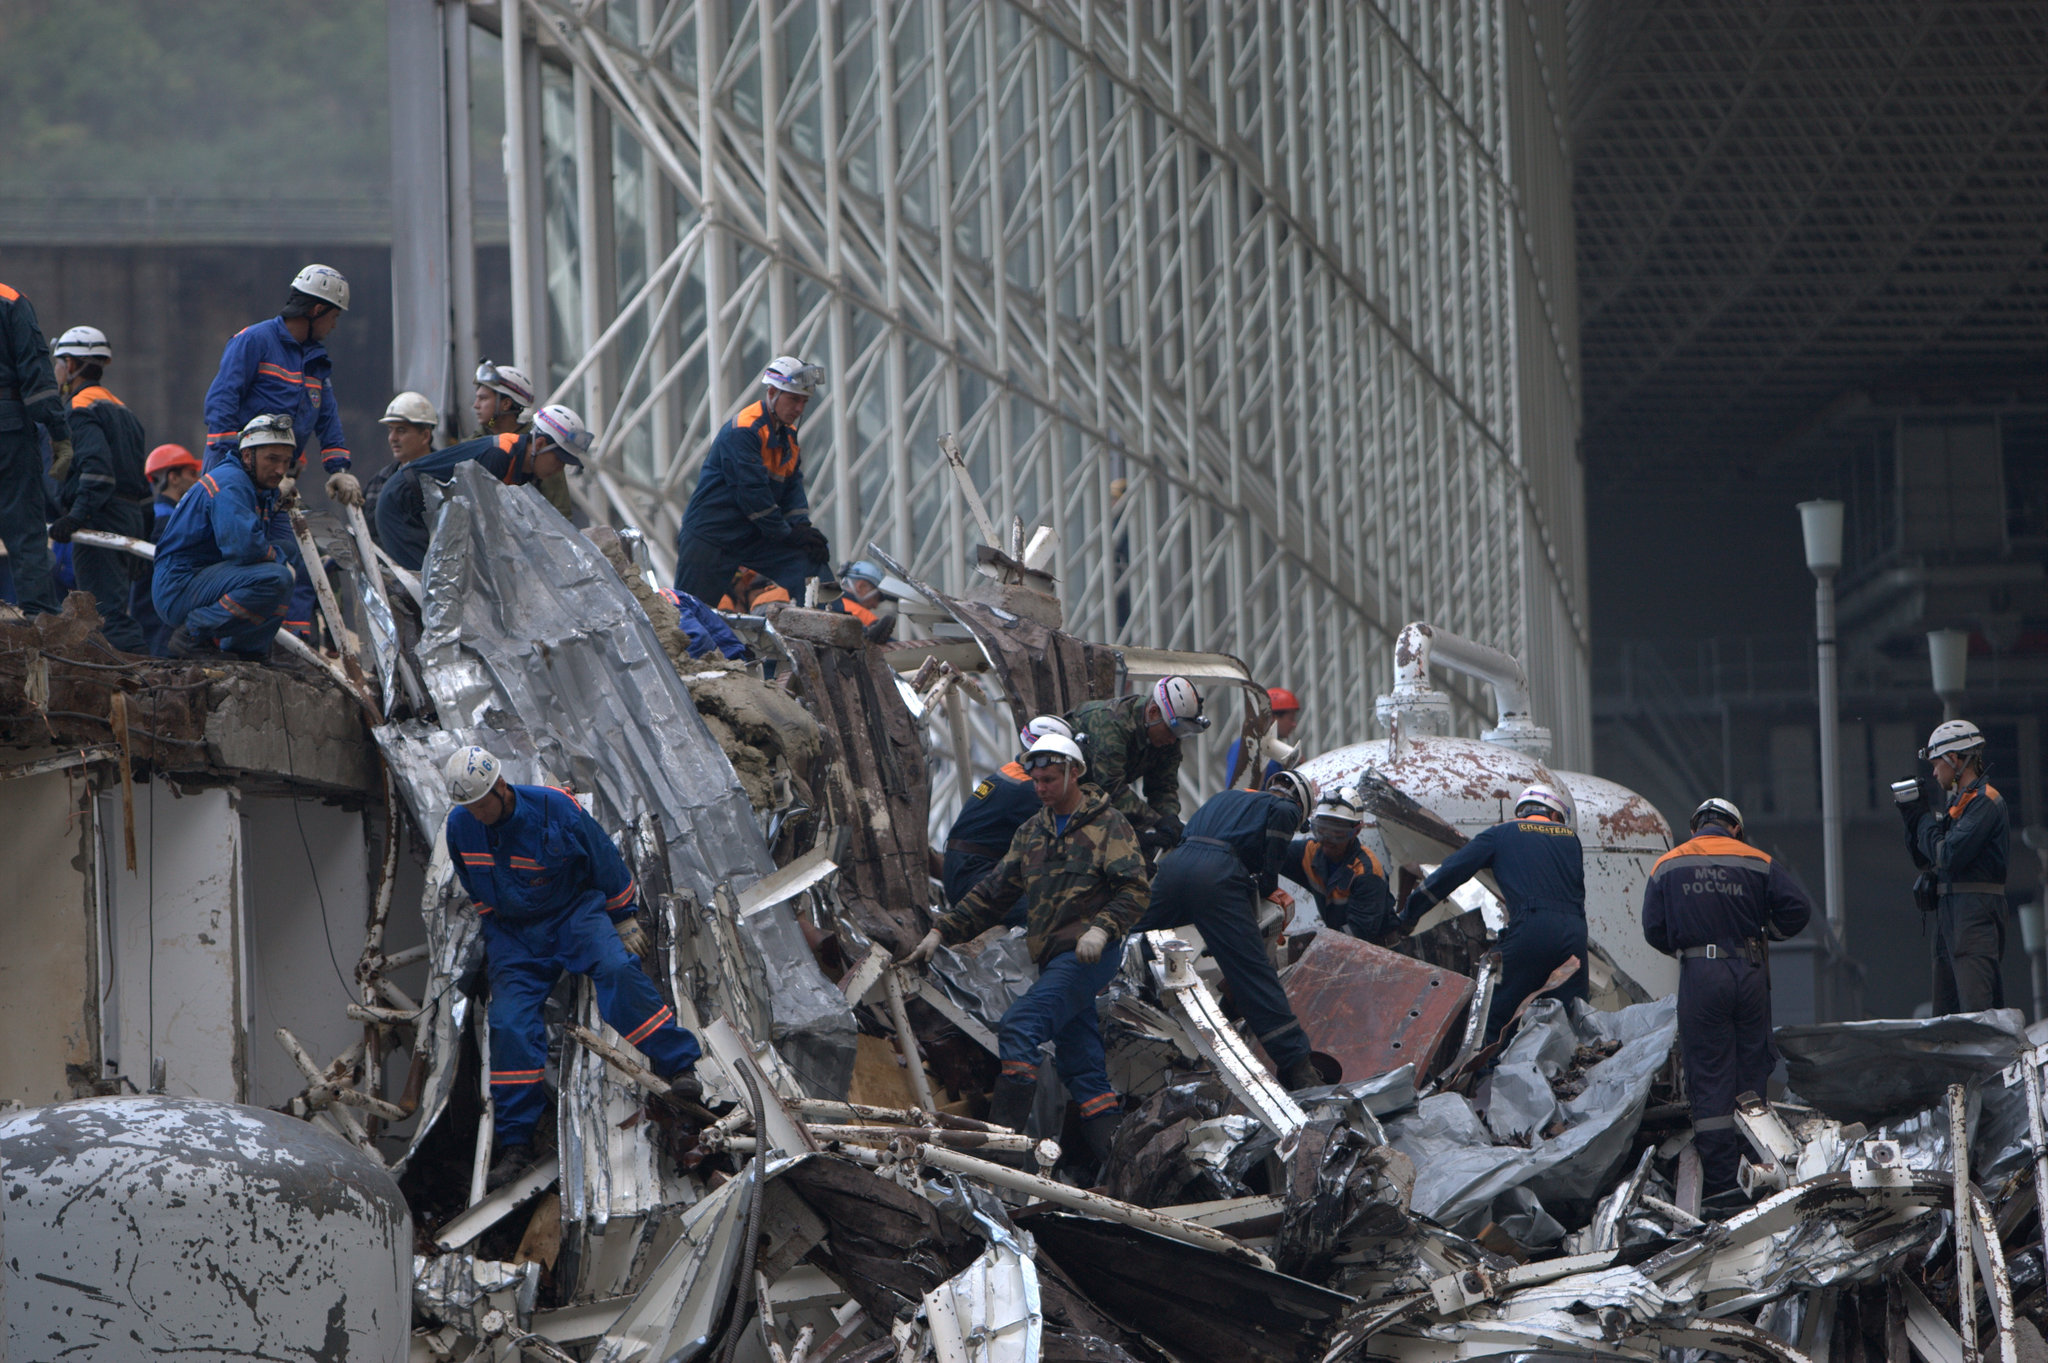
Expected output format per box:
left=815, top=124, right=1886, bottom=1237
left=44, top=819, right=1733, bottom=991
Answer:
left=3, top=1096, right=410, bottom=1360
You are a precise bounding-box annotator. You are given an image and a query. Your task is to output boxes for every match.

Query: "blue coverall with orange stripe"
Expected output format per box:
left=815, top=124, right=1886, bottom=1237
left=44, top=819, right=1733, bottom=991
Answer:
left=447, top=783, right=701, bottom=1147
left=150, top=457, right=304, bottom=657
left=201, top=317, right=350, bottom=475
left=672, top=400, right=826, bottom=600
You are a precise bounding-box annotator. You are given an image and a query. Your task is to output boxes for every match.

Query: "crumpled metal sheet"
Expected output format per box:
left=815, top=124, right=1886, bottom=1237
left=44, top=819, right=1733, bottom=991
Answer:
left=587, top=1162, right=754, bottom=1363
left=1777, top=1008, right=2027, bottom=1126
left=1386, top=996, right=1679, bottom=1235
left=927, top=934, right=1038, bottom=1035
left=1280, top=928, right=1473, bottom=1086
left=413, top=1253, right=540, bottom=1336
left=920, top=1184, right=1043, bottom=1363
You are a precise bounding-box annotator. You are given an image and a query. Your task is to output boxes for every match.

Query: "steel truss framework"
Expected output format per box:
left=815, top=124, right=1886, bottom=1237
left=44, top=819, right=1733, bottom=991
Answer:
left=489, top=0, right=1591, bottom=770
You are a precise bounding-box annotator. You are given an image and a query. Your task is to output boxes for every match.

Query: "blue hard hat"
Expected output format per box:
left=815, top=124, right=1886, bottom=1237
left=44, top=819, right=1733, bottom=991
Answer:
left=841, top=560, right=884, bottom=587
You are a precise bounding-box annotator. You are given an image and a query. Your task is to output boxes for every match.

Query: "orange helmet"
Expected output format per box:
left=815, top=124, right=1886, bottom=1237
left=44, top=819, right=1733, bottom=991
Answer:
left=145, top=443, right=202, bottom=478
left=1266, top=686, right=1301, bottom=713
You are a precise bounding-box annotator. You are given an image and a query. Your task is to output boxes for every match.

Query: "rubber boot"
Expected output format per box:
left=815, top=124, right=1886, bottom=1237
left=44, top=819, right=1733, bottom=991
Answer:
left=1079, top=1110, right=1122, bottom=1182
left=984, top=1076, right=1039, bottom=1168
left=165, top=624, right=210, bottom=660
left=1279, top=1055, right=1324, bottom=1092
left=485, top=1142, right=534, bottom=1192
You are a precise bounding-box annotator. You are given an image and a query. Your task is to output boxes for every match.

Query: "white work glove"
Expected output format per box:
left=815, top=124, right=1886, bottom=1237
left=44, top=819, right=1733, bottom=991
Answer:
left=1074, top=925, right=1110, bottom=964
left=48, top=438, right=74, bottom=483
left=615, top=916, right=650, bottom=959
left=901, top=928, right=943, bottom=965
left=325, top=470, right=364, bottom=508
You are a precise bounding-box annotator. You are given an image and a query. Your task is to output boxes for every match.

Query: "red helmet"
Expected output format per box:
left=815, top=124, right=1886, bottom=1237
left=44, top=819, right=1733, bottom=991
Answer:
left=1266, top=686, right=1301, bottom=713
left=145, top=443, right=202, bottom=478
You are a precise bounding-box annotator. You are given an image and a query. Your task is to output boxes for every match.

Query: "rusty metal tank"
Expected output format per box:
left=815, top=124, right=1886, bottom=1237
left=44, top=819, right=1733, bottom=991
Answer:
left=2, top=1095, right=410, bottom=1360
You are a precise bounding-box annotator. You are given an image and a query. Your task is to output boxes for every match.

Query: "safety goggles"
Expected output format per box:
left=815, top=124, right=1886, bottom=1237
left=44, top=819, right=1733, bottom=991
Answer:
left=1311, top=816, right=1361, bottom=841
left=1020, top=751, right=1076, bottom=773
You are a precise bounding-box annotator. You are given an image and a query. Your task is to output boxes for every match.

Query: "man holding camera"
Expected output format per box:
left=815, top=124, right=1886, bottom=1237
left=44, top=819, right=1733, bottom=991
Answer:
left=1897, top=719, right=2009, bottom=1014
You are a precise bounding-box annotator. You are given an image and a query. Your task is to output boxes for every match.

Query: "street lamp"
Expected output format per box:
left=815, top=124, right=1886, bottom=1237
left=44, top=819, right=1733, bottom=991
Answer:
left=1798, top=501, right=1846, bottom=961
left=1928, top=628, right=1970, bottom=722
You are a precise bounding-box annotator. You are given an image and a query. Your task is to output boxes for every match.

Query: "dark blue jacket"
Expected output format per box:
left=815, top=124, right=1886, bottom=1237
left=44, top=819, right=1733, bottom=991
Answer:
left=661, top=587, right=747, bottom=660
left=1183, top=788, right=1301, bottom=895
left=0, top=281, right=68, bottom=446
left=1410, top=816, right=1584, bottom=923
left=947, top=762, right=1043, bottom=855
left=678, top=400, right=811, bottom=546
left=374, top=432, right=528, bottom=570
left=152, top=458, right=303, bottom=595
left=1641, top=829, right=1811, bottom=954
left=447, top=784, right=637, bottom=925
left=202, top=317, right=349, bottom=472
left=1287, top=834, right=1392, bottom=936
left=1908, top=776, right=2009, bottom=892
left=58, top=385, right=150, bottom=525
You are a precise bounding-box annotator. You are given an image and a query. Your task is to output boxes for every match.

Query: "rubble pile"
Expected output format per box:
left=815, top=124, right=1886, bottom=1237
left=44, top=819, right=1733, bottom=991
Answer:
left=141, top=469, right=2048, bottom=1362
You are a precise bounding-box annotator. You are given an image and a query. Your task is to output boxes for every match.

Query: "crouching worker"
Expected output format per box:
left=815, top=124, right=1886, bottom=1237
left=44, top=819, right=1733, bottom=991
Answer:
left=152, top=414, right=305, bottom=661
left=904, top=733, right=1149, bottom=1167
left=444, top=746, right=706, bottom=1189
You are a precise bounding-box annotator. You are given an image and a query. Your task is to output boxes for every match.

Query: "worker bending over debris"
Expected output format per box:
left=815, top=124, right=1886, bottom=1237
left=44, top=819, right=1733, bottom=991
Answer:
left=442, top=746, right=704, bottom=1190
left=1402, top=783, right=1587, bottom=1045
left=673, top=356, right=831, bottom=603
left=827, top=558, right=897, bottom=642
left=469, top=359, right=573, bottom=518
left=906, top=732, right=1149, bottom=1166
left=1136, top=769, right=1324, bottom=1091
left=153, top=414, right=307, bottom=662
left=0, top=276, right=70, bottom=618
left=941, top=715, right=1076, bottom=907
left=374, top=403, right=594, bottom=571
left=1288, top=785, right=1393, bottom=939
left=1642, top=797, right=1811, bottom=1202
left=1898, top=719, right=2009, bottom=1013
left=49, top=326, right=152, bottom=652
left=1066, top=675, right=1206, bottom=855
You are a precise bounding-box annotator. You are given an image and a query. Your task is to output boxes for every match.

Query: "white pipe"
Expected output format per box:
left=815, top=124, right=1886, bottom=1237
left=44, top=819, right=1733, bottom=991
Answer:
left=1392, top=621, right=1533, bottom=727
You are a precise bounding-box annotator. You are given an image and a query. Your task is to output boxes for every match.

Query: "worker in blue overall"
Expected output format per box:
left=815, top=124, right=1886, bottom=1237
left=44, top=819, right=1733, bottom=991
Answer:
left=1898, top=719, right=2010, bottom=1014
left=673, top=357, right=831, bottom=602
left=442, top=745, right=705, bottom=1189
left=374, top=403, right=593, bottom=571
left=941, top=716, right=1075, bottom=908
left=1642, top=797, right=1811, bottom=1202
left=131, top=443, right=205, bottom=654
left=1136, top=769, right=1324, bottom=1090
left=0, top=277, right=71, bottom=618
left=1401, top=783, right=1587, bottom=1045
left=48, top=326, right=153, bottom=652
left=1287, top=785, right=1393, bottom=939
left=151, top=414, right=306, bottom=662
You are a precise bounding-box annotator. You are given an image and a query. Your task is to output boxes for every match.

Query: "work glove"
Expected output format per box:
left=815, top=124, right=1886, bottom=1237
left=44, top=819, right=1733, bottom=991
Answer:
left=788, top=523, right=830, bottom=563
left=614, top=915, right=650, bottom=959
left=900, top=928, right=943, bottom=965
left=1913, top=870, right=1940, bottom=915
left=46, top=514, right=79, bottom=544
left=1074, top=925, right=1110, bottom=964
left=1266, top=888, right=1295, bottom=931
left=1398, top=888, right=1433, bottom=930
left=276, top=475, right=300, bottom=511
left=325, top=470, right=364, bottom=508
left=48, top=438, right=73, bottom=483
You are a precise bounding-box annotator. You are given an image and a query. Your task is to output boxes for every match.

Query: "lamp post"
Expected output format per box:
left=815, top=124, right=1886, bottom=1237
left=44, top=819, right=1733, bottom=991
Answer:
left=1928, top=628, right=1970, bottom=722
left=1799, top=501, right=1847, bottom=970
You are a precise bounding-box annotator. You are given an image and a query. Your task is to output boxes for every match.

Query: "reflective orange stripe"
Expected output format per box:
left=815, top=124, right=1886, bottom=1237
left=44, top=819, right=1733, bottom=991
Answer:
left=999, top=761, right=1028, bottom=781
left=1077, top=1092, right=1118, bottom=1116
left=491, top=1069, right=545, bottom=1086
left=1950, top=784, right=2002, bottom=820
left=199, top=474, right=220, bottom=496
left=1000, top=1060, right=1037, bottom=1078
left=605, top=881, right=637, bottom=911
left=1651, top=833, right=1770, bottom=874
left=70, top=386, right=123, bottom=409
left=739, top=401, right=800, bottom=479
left=0, top=281, right=18, bottom=301
left=624, top=1006, right=673, bottom=1046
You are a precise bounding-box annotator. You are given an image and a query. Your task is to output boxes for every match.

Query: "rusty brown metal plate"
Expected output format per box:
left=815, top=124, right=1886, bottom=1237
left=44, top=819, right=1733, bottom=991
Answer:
left=1282, top=928, right=1474, bottom=1085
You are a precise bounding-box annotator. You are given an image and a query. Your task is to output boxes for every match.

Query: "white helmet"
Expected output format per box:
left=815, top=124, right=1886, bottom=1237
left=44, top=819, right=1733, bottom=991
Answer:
left=1313, top=786, right=1366, bottom=830
left=238, top=413, right=296, bottom=451
left=52, top=326, right=112, bottom=362
left=380, top=391, right=439, bottom=428
left=532, top=404, right=594, bottom=466
left=1151, top=675, right=1208, bottom=738
left=291, top=263, right=350, bottom=311
left=445, top=745, right=503, bottom=806
left=1019, top=714, right=1074, bottom=751
left=1265, top=768, right=1320, bottom=825
left=762, top=356, right=825, bottom=397
left=1515, top=784, right=1570, bottom=823
left=475, top=359, right=536, bottom=412
left=1021, top=733, right=1086, bottom=774
left=1922, top=719, right=1986, bottom=763
left=1690, top=797, right=1744, bottom=835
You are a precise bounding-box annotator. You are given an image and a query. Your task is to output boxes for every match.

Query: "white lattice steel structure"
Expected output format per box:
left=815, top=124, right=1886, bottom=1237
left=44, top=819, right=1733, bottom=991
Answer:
left=481, top=0, right=1591, bottom=769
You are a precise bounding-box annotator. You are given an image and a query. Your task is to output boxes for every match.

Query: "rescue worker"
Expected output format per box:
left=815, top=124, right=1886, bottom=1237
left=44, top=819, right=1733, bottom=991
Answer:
left=1641, top=797, right=1811, bottom=1200
left=1400, top=784, right=1587, bottom=1044
left=201, top=264, right=359, bottom=508
left=1899, top=719, right=2009, bottom=1013
left=659, top=586, right=748, bottom=660
left=374, top=403, right=594, bottom=571
left=827, top=559, right=897, bottom=643
left=0, top=277, right=71, bottom=618
left=47, top=327, right=152, bottom=652
left=717, top=565, right=791, bottom=613
left=442, top=746, right=705, bottom=1189
left=1287, top=786, right=1394, bottom=939
left=942, top=717, right=1076, bottom=907
left=1226, top=687, right=1302, bottom=787
left=904, top=733, right=1149, bottom=1166
left=673, top=357, right=831, bottom=602
left=362, top=391, right=439, bottom=520
left=470, top=359, right=571, bottom=518
left=1136, top=769, right=1324, bottom=1091
left=133, top=443, right=204, bottom=653
left=1066, top=676, right=1206, bottom=854
left=152, top=414, right=306, bottom=662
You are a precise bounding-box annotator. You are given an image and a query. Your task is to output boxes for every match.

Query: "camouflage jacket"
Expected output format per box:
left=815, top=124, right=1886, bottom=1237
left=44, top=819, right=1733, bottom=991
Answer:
left=936, top=785, right=1150, bottom=964
left=1066, top=694, right=1183, bottom=830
